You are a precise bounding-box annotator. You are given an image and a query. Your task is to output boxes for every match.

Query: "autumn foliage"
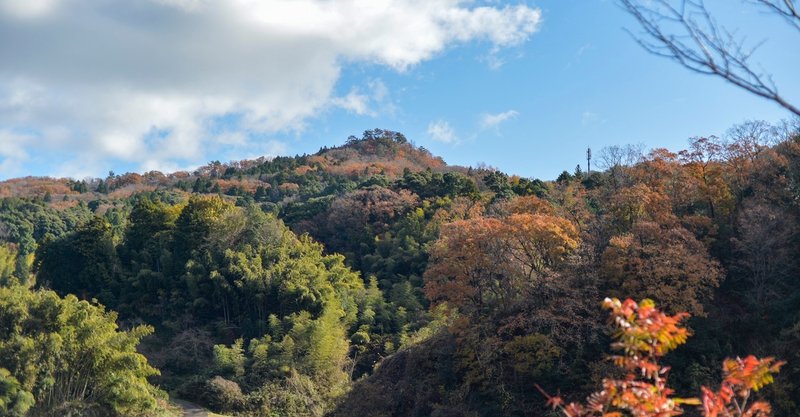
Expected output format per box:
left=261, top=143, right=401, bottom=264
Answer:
left=2, top=126, right=800, bottom=416
left=424, top=213, right=579, bottom=313
left=539, top=298, right=784, bottom=417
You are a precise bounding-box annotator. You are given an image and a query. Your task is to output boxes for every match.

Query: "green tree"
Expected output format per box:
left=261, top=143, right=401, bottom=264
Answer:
left=34, top=217, right=121, bottom=303
left=171, top=195, right=232, bottom=270
left=0, top=368, right=35, bottom=416
left=0, top=286, right=170, bottom=416
left=0, top=244, right=20, bottom=286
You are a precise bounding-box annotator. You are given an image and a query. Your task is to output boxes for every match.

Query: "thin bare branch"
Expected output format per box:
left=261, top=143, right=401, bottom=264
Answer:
left=751, top=0, right=800, bottom=31
left=620, top=0, right=800, bottom=117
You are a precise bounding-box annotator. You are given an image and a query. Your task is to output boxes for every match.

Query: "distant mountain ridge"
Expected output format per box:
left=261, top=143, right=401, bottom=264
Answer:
left=0, top=129, right=466, bottom=202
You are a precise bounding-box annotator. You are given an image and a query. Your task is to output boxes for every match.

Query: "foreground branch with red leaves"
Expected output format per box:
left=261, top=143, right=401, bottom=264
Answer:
left=537, top=298, right=784, bottom=417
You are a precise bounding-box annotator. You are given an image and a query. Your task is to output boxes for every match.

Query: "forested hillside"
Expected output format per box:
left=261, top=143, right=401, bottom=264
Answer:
left=1, top=124, right=800, bottom=416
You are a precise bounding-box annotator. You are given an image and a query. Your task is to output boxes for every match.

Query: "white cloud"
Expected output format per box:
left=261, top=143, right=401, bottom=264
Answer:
left=480, top=109, right=519, bottom=129
left=332, top=78, right=396, bottom=117
left=0, top=129, right=33, bottom=177
left=369, top=79, right=389, bottom=102
left=332, top=89, right=374, bottom=116
left=231, top=140, right=289, bottom=163
left=581, top=111, right=604, bottom=126
left=427, top=120, right=458, bottom=143
left=0, top=131, right=29, bottom=160
left=0, top=0, right=60, bottom=19
left=0, top=0, right=542, bottom=178
left=215, top=132, right=249, bottom=146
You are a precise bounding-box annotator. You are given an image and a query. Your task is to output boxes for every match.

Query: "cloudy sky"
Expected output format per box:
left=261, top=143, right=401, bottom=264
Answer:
left=0, top=0, right=798, bottom=180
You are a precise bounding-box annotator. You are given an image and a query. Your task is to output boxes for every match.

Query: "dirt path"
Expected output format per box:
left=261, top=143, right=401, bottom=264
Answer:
left=172, top=399, right=209, bottom=417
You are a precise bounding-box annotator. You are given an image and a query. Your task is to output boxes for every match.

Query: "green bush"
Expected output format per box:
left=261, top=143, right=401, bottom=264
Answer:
left=204, top=376, right=245, bottom=413
left=0, top=285, right=171, bottom=416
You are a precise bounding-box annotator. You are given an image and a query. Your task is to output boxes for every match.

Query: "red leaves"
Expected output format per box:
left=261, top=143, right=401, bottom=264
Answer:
left=700, top=386, right=731, bottom=417
left=700, top=356, right=784, bottom=417
left=536, top=384, right=565, bottom=409
left=722, top=356, right=784, bottom=393
left=537, top=298, right=784, bottom=417
left=741, top=402, right=772, bottom=417
left=603, top=297, right=690, bottom=361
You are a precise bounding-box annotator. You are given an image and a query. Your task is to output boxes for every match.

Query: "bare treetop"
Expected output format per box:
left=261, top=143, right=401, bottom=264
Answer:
left=621, top=0, right=800, bottom=117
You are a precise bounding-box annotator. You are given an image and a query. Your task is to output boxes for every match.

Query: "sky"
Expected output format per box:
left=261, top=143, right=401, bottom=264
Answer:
left=0, top=0, right=798, bottom=181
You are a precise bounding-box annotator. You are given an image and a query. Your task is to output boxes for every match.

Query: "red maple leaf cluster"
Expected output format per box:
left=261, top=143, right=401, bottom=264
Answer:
left=538, top=298, right=784, bottom=417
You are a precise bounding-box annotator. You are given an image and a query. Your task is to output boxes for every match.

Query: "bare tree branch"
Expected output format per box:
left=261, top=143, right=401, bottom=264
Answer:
left=751, top=0, right=800, bottom=31
left=620, top=0, right=800, bottom=117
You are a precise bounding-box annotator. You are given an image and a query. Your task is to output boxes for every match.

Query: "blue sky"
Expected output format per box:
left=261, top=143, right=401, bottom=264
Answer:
left=0, top=0, right=797, bottom=180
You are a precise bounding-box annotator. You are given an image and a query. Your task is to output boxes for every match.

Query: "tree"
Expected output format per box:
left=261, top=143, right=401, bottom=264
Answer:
left=424, top=214, right=579, bottom=314
left=96, top=179, right=109, bottom=194
left=424, top=217, right=508, bottom=313
left=503, top=213, right=580, bottom=281
left=0, top=286, right=169, bottom=416
left=34, top=216, right=122, bottom=304
left=171, top=195, right=232, bottom=269
left=679, top=136, right=732, bottom=220
left=0, top=244, right=19, bottom=286
left=483, top=171, right=516, bottom=200
left=538, top=298, right=784, bottom=417
left=503, top=195, right=556, bottom=216
left=0, top=368, right=35, bottom=416
left=601, top=221, right=723, bottom=316
left=730, top=199, right=798, bottom=310
left=606, top=184, right=674, bottom=233
left=597, top=144, right=644, bottom=190
left=318, top=186, right=418, bottom=269
left=122, top=197, right=181, bottom=265
left=621, top=0, right=800, bottom=116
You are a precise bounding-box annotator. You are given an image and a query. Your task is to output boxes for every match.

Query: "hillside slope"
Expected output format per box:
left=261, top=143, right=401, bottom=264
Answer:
left=2, top=124, right=800, bottom=416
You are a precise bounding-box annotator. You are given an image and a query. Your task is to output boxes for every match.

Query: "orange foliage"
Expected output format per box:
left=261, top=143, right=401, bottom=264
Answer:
left=504, top=195, right=556, bottom=215
left=551, top=182, right=594, bottom=230
left=607, top=184, right=675, bottom=232
left=601, top=221, right=722, bottom=316
left=424, top=217, right=506, bottom=311
left=539, top=298, right=783, bottom=417
left=424, top=213, right=579, bottom=313
left=0, top=177, right=73, bottom=199
left=294, top=165, right=314, bottom=175
left=48, top=199, right=80, bottom=210
left=307, top=155, right=327, bottom=166
left=215, top=178, right=264, bottom=193
left=431, top=196, right=485, bottom=223
left=112, top=172, right=144, bottom=188
left=634, top=148, right=680, bottom=185
left=633, top=149, right=695, bottom=210
left=107, top=185, right=158, bottom=199
left=142, top=171, right=169, bottom=185
left=701, top=356, right=784, bottom=417
left=319, top=138, right=447, bottom=179
left=278, top=182, right=300, bottom=192
left=678, top=137, right=734, bottom=220
left=325, top=161, right=388, bottom=177
left=504, top=214, right=579, bottom=279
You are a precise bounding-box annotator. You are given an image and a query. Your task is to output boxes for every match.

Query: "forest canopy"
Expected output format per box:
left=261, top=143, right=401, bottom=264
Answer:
left=1, top=124, right=799, bottom=416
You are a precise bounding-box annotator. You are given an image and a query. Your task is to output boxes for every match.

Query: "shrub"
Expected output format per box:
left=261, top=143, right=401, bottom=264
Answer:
left=538, top=298, right=783, bottom=417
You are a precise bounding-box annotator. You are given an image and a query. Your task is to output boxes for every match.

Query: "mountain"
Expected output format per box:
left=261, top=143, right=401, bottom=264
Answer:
left=1, top=124, right=800, bottom=417
left=0, top=129, right=448, bottom=200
